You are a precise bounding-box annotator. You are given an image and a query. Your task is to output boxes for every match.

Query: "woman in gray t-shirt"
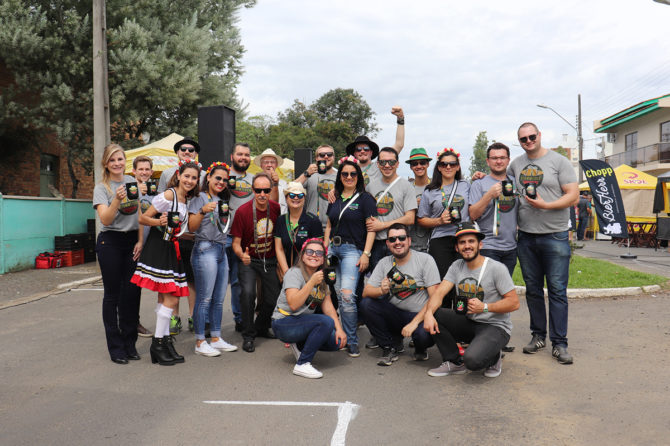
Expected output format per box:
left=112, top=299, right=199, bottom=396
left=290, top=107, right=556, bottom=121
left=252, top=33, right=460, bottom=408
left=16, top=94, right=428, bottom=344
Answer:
left=271, top=239, right=347, bottom=379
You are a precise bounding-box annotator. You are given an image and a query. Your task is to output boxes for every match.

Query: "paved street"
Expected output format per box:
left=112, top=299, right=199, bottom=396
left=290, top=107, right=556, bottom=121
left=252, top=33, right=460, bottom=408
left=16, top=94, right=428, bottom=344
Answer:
left=1, top=280, right=669, bottom=445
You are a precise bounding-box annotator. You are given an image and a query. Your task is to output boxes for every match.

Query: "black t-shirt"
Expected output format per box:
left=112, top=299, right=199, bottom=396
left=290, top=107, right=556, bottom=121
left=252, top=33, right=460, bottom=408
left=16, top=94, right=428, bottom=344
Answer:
left=326, top=192, right=377, bottom=251
left=275, top=211, right=324, bottom=266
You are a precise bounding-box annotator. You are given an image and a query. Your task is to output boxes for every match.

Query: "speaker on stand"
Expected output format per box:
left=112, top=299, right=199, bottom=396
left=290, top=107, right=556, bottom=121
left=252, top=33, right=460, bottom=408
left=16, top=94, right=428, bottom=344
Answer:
left=197, top=105, right=236, bottom=169
left=293, top=148, right=313, bottom=179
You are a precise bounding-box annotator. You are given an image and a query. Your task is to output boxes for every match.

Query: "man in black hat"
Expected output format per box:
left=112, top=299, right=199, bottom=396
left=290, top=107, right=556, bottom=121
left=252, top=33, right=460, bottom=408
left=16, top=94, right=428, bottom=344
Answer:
left=406, top=222, right=520, bottom=378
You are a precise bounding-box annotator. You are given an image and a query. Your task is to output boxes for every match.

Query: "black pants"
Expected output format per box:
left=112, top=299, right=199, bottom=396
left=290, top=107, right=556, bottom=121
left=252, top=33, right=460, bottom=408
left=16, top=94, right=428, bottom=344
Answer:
left=432, top=308, right=509, bottom=370
left=355, top=239, right=390, bottom=318
left=97, top=230, right=141, bottom=360
left=239, top=258, right=281, bottom=341
left=428, top=236, right=460, bottom=308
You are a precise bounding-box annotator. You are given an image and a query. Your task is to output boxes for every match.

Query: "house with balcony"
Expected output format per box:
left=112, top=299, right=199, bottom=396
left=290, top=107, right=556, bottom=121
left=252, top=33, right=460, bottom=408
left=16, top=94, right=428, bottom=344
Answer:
left=593, top=93, right=670, bottom=176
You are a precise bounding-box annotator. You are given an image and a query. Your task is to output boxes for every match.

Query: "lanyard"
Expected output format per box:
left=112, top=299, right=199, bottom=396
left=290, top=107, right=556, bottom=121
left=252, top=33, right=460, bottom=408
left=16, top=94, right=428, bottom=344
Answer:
left=207, top=194, right=230, bottom=235
left=332, top=192, right=360, bottom=239
left=493, top=176, right=514, bottom=237
left=441, top=181, right=459, bottom=210
left=252, top=204, right=270, bottom=271
left=376, top=177, right=401, bottom=205
left=474, top=257, right=489, bottom=297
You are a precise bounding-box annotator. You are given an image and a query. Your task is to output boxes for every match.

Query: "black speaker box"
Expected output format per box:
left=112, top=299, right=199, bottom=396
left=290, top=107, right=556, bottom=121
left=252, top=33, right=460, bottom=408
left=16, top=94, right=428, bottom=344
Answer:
left=197, top=105, right=236, bottom=169
left=293, top=148, right=313, bottom=177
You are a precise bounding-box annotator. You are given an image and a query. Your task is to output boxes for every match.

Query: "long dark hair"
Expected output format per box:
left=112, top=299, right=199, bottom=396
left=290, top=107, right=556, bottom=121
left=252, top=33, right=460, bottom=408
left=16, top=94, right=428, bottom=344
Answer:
left=204, top=164, right=231, bottom=201
left=334, top=160, right=365, bottom=195
left=426, top=152, right=462, bottom=191
left=167, top=161, right=201, bottom=199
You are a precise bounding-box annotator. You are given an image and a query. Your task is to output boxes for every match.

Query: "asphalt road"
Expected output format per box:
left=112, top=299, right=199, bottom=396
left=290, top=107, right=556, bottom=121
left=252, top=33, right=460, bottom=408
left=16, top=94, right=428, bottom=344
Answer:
left=1, top=285, right=669, bottom=445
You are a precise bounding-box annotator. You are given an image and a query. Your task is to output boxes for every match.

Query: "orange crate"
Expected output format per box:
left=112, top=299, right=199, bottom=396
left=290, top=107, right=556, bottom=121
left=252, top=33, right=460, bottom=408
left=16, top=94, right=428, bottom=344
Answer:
left=55, top=249, right=84, bottom=267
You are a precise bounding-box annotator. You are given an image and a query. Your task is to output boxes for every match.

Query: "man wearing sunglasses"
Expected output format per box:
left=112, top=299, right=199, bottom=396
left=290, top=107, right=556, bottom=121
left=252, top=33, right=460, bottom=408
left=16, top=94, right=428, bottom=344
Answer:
left=362, top=223, right=440, bottom=366
left=406, top=148, right=433, bottom=252
left=509, top=122, right=578, bottom=365
left=231, top=172, right=282, bottom=353
left=296, top=145, right=338, bottom=230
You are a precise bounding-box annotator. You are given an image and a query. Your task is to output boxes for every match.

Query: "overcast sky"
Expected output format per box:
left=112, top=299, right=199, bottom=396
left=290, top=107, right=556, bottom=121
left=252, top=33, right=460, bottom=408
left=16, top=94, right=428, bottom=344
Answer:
left=237, top=0, right=670, bottom=178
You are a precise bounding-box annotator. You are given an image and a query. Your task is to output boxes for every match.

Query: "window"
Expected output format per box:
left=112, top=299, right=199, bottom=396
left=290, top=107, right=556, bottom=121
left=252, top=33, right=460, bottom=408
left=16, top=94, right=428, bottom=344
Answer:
left=661, top=121, right=670, bottom=143
left=625, top=132, right=638, bottom=151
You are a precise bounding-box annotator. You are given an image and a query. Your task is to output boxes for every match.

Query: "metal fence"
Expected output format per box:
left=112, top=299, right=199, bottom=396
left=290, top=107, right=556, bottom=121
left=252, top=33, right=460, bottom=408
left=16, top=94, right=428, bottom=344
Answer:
left=605, top=142, right=670, bottom=169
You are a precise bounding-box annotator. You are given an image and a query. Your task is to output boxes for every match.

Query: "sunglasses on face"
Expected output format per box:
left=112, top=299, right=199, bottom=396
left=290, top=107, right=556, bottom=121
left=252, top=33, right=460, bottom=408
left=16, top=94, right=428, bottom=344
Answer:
left=388, top=235, right=408, bottom=243
left=438, top=161, right=459, bottom=168
left=178, top=147, right=196, bottom=153
left=288, top=192, right=305, bottom=199
left=253, top=188, right=272, bottom=194
left=212, top=176, right=226, bottom=182
left=519, top=134, right=537, bottom=144
left=378, top=159, right=398, bottom=167
left=317, top=152, right=334, bottom=158
left=355, top=146, right=371, bottom=152
left=341, top=171, right=358, bottom=178
left=409, top=160, right=429, bottom=167
left=304, top=248, right=324, bottom=258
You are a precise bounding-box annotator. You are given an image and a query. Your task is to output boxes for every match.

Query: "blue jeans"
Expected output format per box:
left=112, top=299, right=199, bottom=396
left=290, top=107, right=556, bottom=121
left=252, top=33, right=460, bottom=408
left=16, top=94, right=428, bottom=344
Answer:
left=517, top=231, right=571, bottom=347
left=360, top=297, right=434, bottom=352
left=272, top=314, right=340, bottom=364
left=192, top=240, right=229, bottom=340
left=481, top=248, right=517, bottom=278
left=329, top=243, right=362, bottom=345
left=225, top=238, right=242, bottom=324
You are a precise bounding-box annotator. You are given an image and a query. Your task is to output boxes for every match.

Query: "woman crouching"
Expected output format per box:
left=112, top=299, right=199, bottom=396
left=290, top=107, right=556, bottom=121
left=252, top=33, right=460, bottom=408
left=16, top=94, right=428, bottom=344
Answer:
left=271, top=239, right=346, bottom=379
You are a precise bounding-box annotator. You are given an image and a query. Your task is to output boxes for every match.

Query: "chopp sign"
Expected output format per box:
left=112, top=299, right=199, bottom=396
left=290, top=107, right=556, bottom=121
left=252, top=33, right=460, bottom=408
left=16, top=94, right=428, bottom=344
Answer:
left=579, top=159, right=628, bottom=238
left=585, top=167, right=614, bottom=178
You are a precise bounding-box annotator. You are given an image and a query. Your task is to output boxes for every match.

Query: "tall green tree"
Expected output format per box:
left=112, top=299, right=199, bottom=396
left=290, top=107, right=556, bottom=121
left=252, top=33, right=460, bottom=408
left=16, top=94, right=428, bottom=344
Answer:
left=0, top=0, right=254, bottom=197
left=469, top=131, right=489, bottom=178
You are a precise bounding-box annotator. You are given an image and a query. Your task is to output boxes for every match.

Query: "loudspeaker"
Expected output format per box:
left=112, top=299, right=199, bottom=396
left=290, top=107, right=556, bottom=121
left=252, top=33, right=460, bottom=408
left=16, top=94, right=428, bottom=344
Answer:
left=197, top=105, right=236, bottom=169
left=294, top=148, right=313, bottom=177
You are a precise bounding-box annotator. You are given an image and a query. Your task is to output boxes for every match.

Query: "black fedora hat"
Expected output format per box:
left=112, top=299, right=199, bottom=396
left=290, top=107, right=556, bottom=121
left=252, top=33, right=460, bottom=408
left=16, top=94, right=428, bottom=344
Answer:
left=173, top=137, right=201, bottom=153
left=345, top=135, right=380, bottom=159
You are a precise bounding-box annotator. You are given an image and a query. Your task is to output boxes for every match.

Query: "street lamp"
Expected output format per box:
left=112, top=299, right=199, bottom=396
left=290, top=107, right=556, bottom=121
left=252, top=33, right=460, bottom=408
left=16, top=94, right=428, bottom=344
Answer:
left=537, top=95, right=584, bottom=182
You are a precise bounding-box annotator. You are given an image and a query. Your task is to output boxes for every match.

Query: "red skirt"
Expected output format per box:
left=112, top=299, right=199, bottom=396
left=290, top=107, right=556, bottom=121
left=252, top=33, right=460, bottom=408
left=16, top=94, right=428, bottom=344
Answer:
left=131, top=227, right=189, bottom=297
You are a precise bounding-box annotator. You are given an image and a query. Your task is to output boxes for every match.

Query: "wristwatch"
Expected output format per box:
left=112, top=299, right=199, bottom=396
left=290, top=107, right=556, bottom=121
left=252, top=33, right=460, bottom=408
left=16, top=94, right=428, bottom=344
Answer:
left=483, top=303, right=489, bottom=313
left=363, top=250, right=372, bottom=258
left=303, top=170, right=311, bottom=178
left=199, top=208, right=206, bottom=216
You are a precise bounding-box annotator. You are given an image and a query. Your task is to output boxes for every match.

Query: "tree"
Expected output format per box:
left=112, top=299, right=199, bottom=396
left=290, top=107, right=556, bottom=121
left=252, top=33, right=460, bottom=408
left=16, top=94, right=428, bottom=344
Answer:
left=0, top=0, right=255, bottom=197
left=469, top=131, right=489, bottom=178
left=554, top=145, right=569, bottom=158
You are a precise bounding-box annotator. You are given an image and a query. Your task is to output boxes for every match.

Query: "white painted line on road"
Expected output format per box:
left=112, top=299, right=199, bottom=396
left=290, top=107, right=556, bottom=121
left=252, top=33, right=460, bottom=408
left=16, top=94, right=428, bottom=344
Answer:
left=203, top=400, right=360, bottom=445
left=68, top=288, right=104, bottom=291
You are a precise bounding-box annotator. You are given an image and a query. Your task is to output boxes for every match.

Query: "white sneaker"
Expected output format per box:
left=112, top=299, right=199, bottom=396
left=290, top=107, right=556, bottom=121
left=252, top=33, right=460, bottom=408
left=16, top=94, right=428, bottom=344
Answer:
left=195, top=341, right=221, bottom=357
left=484, top=354, right=503, bottom=378
left=289, top=343, right=301, bottom=360
left=292, top=362, right=323, bottom=379
left=210, top=338, right=238, bottom=352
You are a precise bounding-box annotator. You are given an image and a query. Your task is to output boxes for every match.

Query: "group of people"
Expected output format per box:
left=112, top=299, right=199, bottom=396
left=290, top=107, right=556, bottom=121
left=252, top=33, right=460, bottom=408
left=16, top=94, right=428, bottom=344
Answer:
left=93, top=108, right=579, bottom=380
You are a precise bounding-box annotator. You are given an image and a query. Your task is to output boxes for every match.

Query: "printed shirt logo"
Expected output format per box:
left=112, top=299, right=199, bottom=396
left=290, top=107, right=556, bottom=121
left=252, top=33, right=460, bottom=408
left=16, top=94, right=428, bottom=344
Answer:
left=375, top=191, right=395, bottom=216
left=442, top=194, right=465, bottom=211
left=498, top=194, right=516, bottom=213
left=317, top=179, right=335, bottom=200
left=139, top=196, right=152, bottom=214
left=306, top=286, right=326, bottom=310
left=231, top=179, right=253, bottom=199
left=118, top=197, right=138, bottom=215
left=457, top=277, right=485, bottom=300
left=519, top=164, right=544, bottom=188
left=252, top=217, right=274, bottom=254
left=391, top=273, right=418, bottom=300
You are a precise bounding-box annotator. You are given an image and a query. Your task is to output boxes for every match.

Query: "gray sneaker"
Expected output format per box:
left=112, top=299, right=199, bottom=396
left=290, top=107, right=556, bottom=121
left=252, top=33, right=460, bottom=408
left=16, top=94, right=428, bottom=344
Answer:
left=365, top=337, right=379, bottom=349
left=484, top=354, right=503, bottom=378
left=552, top=345, right=573, bottom=364
left=427, top=360, right=466, bottom=377
left=522, top=334, right=546, bottom=354
left=377, top=347, right=399, bottom=366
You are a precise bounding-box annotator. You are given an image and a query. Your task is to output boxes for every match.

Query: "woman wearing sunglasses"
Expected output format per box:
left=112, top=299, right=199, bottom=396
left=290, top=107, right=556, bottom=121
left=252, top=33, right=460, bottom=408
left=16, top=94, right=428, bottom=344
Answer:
left=275, top=182, right=323, bottom=280
left=271, top=239, right=347, bottom=378
left=323, top=156, right=376, bottom=358
left=417, top=148, right=470, bottom=305
left=187, top=162, right=238, bottom=357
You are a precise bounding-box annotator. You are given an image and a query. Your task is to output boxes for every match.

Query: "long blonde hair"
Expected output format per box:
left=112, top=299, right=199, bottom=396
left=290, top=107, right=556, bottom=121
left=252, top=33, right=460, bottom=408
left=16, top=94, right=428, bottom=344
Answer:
left=297, top=240, right=328, bottom=296
left=101, top=143, right=126, bottom=194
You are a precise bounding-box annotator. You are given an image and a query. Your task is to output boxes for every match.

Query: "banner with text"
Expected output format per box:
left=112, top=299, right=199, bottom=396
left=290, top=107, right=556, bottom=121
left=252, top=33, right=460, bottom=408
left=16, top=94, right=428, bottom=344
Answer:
left=580, top=159, right=628, bottom=238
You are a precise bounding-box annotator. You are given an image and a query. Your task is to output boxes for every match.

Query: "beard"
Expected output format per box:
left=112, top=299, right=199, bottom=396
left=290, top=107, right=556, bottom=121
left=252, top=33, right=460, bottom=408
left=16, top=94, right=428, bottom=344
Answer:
left=232, top=159, right=249, bottom=173
left=392, top=246, right=410, bottom=259
left=460, top=246, right=480, bottom=262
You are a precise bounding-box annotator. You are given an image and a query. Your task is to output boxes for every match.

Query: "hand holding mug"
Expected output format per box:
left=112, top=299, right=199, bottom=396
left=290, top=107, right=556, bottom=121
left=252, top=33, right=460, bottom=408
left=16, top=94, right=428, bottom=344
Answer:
left=115, top=184, right=127, bottom=201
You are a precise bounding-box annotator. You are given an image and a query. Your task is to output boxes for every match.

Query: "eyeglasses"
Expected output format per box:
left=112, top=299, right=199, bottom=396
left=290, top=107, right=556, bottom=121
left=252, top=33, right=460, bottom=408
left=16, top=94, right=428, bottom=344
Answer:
left=519, top=134, right=537, bottom=144
left=341, top=171, right=358, bottom=178
left=377, top=159, right=398, bottom=167
left=317, top=152, right=334, bottom=158
left=488, top=156, right=509, bottom=161
left=388, top=235, right=408, bottom=243
left=213, top=176, right=226, bottom=182
left=304, top=249, right=324, bottom=258
left=287, top=192, right=305, bottom=199
left=178, top=147, right=196, bottom=153
left=253, top=188, right=272, bottom=194
left=438, top=161, right=459, bottom=168
left=355, top=146, right=371, bottom=152
left=409, top=160, right=429, bottom=167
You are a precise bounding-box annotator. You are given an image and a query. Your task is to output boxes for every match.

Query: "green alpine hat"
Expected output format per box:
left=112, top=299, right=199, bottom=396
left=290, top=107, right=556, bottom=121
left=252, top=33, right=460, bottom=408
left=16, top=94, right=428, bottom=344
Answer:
left=405, top=147, right=432, bottom=164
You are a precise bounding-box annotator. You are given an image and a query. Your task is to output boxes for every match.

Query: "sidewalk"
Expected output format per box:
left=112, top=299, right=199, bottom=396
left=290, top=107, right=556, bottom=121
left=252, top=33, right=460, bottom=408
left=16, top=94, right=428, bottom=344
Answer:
left=573, top=239, right=670, bottom=279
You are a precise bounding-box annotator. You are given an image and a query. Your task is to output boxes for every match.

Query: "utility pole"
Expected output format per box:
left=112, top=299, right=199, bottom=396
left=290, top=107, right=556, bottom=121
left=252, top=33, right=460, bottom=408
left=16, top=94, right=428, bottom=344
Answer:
left=93, top=0, right=110, bottom=234
left=577, top=93, right=584, bottom=183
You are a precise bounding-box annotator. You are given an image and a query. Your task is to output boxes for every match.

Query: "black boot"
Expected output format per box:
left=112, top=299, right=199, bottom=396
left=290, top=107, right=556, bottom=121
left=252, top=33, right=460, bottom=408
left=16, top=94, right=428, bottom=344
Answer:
left=150, top=337, right=175, bottom=366
left=166, top=335, right=185, bottom=363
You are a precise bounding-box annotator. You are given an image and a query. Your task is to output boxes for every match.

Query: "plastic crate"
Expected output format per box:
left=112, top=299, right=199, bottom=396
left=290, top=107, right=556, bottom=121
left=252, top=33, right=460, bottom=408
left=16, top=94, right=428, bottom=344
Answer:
left=55, top=234, right=85, bottom=251
left=55, top=249, right=85, bottom=267
left=87, top=219, right=96, bottom=234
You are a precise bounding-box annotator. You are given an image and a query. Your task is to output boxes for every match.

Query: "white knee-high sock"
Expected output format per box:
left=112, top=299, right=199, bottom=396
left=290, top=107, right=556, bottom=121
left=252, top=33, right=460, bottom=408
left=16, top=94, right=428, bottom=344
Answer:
left=155, top=304, right=173, bottom=338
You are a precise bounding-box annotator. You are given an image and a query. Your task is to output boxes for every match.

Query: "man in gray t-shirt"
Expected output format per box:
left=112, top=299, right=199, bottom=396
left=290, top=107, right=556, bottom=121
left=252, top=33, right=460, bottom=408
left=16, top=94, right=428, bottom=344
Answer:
left=361, top=224, right=440, bottom=366
left=509, top=122, right=578, bottom=365
left=407, top=222, right=519, bottom=378
left=296, top=145, right=337, bottom=229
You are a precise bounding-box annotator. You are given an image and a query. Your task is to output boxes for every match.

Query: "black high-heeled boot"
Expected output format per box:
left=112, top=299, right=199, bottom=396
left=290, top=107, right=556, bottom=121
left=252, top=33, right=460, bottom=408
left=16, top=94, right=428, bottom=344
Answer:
left=150, top=337, right=175, bottom=366
left=166, top=335, right=185, bottom=363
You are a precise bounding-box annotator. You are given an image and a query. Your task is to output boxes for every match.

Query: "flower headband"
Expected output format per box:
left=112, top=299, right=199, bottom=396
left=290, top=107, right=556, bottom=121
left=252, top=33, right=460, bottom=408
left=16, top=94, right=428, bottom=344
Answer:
left=338, top=155, right=359, bottom=165
left=437, top=147, right=460, bottom=159
left=206, top=161, right=230, bottom=174
left=178, top=160, right=202, bottom=169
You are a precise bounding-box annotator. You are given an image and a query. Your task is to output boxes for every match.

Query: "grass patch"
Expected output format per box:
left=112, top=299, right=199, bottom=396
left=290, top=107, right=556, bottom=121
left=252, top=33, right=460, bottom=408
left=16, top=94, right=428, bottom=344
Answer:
left=511, top=255, right=668, bottom=289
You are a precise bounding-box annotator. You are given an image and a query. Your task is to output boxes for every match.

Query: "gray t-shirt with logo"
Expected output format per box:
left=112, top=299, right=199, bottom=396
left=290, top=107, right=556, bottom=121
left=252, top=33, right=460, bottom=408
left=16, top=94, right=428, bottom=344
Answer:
left=367, top=176, right=418, bottom=240
left=188, top=192, right=230, bottom=244
left=138, top=190, right=155, bottom=244
left=468, top=175, right=518, bottom=251
left=408, top=179, right=431, bottom=251
left=93, top=175, right=140, bottom=232
left=508, top=150, right=577, bottom=234
left=417, top=180, right=470, bottom=239
left=445, top=258, right=515, bottom=335
left=227, top=170, right=255, bottom=224
left=304, top=170, right=337, bottom=229
left=361, top=162, right=381, bottom=186
left=368, top=250, right=441, bottom=312
left=272, top=267, right=328, bottom=320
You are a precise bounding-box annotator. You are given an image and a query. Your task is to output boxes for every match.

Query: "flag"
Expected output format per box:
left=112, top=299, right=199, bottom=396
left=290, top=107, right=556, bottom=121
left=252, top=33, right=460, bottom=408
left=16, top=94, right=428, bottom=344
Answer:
left=579, top=159, right=628, bottom=238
